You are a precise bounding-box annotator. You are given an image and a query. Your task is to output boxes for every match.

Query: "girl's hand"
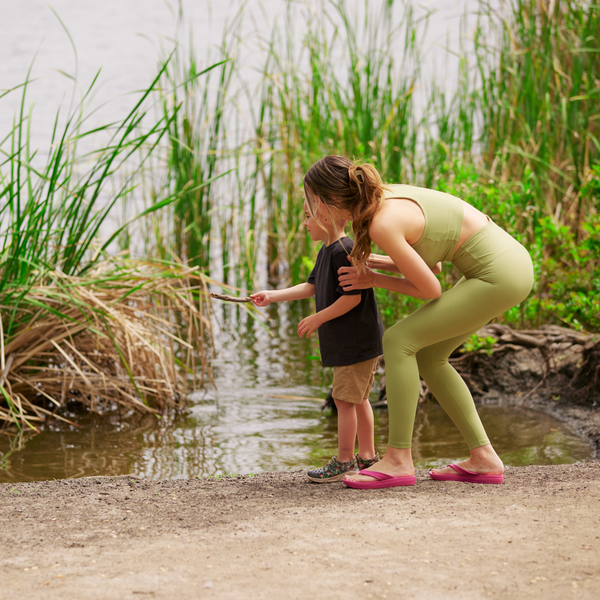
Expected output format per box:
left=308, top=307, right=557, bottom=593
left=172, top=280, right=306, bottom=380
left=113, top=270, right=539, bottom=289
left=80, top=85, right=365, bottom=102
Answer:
left=337, top=264, right=375, bottom=291
left=298, top=313, right=322, bottom=338
left=250, top=291, right=271, bottom=307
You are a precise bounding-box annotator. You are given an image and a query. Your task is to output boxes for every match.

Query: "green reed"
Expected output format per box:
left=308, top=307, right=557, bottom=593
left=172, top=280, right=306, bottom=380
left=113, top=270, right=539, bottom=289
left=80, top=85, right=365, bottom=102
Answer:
left=468, top=0, right=600, bottom=329
left=247, top=0, right=599, bottom=330
left=0, top=50, right=222, bottom=430
left=159, top=43, right=235, bottom=273
left=249, top=0, right=428, bottom=284
left=141, top=0, right=598, bottom=330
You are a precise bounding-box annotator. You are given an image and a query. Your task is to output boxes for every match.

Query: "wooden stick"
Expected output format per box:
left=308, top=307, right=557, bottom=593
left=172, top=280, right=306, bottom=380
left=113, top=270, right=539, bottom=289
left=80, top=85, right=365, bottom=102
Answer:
left=209, top=293, right=253, bottom=303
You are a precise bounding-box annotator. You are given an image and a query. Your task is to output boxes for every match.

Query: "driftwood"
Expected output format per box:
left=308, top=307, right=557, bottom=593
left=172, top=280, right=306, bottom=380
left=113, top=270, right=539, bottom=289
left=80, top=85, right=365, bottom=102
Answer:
left=210, top=293, right=253, bottom=303
left=364, top=324, right=599, bottom=411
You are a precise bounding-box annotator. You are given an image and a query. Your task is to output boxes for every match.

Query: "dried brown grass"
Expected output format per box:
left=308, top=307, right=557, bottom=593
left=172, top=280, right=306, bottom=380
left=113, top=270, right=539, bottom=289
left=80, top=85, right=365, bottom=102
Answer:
left=0, top=259, right=214, bottom=432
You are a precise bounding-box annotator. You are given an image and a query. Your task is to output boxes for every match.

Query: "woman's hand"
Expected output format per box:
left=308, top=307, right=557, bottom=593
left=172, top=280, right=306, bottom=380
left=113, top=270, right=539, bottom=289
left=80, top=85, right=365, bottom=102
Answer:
left=337, top=263, right=375, bottom=291
left=250, top=291, right=272, bottom=307
left=298, top=313, right=322, bottom=338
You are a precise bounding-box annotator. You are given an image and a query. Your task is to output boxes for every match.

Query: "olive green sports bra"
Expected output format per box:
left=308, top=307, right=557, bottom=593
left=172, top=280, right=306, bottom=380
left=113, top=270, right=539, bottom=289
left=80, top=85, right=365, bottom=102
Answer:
left=384, top=184, right=464, bottom=269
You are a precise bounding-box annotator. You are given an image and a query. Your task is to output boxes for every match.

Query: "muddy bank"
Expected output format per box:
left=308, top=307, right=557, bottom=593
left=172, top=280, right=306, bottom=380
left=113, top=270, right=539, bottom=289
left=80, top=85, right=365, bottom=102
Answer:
left=1, top=464, right=600, bottom=599
left=458, top=325, right=600, bottom=453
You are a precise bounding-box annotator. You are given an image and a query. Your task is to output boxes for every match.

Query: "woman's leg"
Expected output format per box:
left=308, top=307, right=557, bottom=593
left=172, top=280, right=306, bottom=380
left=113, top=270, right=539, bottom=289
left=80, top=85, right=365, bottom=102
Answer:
left=416, top=328, right=503, bottom=474
left=416, top=324, right=489, bottom=449
left=334, top=398, right=357, bottom=463
left=346, top=265, right=532, bottom=481
left=355, top=397, right=376, bottom=460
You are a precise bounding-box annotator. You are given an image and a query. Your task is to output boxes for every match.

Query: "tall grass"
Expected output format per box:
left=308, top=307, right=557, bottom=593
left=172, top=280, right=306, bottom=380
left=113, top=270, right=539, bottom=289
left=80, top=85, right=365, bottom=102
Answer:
left=469, top=0, right=600, bottom=329
left=237, top=0, right=599, bottom=330
left=0, top=55, right=218, bottom=431
left=247, top=0, right=429, bottom=283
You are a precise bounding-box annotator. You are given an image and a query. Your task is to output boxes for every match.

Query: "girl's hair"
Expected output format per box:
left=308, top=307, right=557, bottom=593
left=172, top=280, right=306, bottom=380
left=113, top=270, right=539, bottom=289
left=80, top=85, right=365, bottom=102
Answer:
left=303, top=155, right=387, bottom=271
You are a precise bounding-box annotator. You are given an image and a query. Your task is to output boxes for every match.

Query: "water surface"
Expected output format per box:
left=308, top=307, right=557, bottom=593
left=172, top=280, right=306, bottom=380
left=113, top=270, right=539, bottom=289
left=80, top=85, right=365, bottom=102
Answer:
left=0, top=302, right=593, bottom=483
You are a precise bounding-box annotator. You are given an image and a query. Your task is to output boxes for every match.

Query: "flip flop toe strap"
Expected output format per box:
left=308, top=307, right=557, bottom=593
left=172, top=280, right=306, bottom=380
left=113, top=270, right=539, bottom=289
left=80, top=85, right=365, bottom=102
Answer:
left=358, top=470, right=393, bottom=481
left=449, top=464, right=479, bottom=476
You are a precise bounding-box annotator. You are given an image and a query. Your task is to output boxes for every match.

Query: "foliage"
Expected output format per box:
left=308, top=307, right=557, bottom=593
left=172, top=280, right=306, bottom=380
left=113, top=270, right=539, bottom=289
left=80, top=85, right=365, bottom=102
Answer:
left=0, top=54, right=217, bottom=430
left=460, top=333, right=497, bottom=355
left=149, top=0, right=598, bottom=333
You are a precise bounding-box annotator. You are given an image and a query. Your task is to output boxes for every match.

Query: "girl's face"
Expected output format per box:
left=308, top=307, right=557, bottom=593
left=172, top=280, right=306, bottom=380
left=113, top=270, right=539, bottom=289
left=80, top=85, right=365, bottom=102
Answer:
left=303, top=203, right=329, bottom=242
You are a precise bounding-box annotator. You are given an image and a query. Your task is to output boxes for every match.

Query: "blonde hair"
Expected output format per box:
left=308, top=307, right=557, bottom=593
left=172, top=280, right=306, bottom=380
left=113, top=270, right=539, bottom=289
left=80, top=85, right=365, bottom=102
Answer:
left=303, top=155, right=387, bottom=271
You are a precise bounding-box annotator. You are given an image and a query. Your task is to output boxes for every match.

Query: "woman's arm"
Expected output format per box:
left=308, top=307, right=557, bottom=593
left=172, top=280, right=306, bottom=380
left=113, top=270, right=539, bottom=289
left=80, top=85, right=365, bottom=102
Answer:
left=338, top=266, right=437, bottom=299
left=367, top=253, right=401, bottom=273
left=251, top=283, right=315, bottom=307
left=367, top=253, right=442, bottom=276
left=297, top=294, right=361, bottom=338
left=340, top=217, right=442, bottom=299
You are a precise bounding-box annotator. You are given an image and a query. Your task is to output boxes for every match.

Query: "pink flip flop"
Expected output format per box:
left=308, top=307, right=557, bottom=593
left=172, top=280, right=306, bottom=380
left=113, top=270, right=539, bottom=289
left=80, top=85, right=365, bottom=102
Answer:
left=429, top=464, right=504, bottom=484
left=343, top=470, right=416, bottom=489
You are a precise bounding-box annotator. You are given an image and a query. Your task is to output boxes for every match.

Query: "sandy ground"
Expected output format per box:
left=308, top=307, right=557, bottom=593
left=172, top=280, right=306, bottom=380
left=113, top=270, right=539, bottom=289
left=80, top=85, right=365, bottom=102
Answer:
left=1, top=463, right=600, bottom=600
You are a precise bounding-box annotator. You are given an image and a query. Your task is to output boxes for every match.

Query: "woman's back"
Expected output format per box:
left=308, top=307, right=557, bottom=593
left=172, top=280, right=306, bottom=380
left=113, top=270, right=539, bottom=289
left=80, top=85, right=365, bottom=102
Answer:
left=379, top=184, right=487, bottom=266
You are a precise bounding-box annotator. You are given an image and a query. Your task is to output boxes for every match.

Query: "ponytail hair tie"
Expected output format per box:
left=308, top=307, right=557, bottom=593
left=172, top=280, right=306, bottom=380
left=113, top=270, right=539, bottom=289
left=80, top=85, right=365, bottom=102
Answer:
left=349, top=165, right=364, bottom=194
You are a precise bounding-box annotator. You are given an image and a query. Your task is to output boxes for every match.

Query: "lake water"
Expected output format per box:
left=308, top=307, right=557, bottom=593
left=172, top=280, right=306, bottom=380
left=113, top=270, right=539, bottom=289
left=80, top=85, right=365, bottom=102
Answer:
left=0, top=302, right=594, bottom=483
left=1, top=0, right=593, bottom=482
left=0, top=0, right=487, bottom=151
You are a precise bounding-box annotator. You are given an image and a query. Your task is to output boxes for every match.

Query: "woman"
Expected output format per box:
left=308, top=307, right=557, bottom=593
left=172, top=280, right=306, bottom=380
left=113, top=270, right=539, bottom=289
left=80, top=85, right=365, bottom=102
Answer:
left=303, top=155, right=534, bottom=489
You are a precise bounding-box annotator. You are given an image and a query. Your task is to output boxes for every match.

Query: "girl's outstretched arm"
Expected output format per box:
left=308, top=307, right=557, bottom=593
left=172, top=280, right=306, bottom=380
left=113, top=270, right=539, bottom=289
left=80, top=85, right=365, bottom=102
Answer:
left=251, top=283, right=315, bottom=307
left=297, top=294, right=361, bottom=338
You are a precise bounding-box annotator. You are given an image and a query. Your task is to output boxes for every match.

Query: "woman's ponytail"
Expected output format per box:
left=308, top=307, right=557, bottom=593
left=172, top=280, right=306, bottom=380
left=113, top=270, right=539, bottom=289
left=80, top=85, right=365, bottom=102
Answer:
left=347, top=163, right=384, bottom=270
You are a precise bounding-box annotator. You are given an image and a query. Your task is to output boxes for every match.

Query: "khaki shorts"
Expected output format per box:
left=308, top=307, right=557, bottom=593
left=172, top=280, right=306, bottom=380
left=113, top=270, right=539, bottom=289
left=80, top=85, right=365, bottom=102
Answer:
left=332, top=356, right=381, bottom=404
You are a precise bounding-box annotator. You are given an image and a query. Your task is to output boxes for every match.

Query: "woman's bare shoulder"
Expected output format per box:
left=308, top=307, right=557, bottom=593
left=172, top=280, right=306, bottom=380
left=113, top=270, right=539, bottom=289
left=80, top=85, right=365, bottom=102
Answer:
left=371, top=193, right=425, bottom=244
left=370, top=198, right=405, bottom=237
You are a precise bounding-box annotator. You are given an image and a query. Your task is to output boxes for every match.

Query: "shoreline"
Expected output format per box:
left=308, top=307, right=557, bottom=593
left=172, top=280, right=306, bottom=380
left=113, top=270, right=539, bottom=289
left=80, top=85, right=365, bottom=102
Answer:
left=2, top=464, right=600, bottom=599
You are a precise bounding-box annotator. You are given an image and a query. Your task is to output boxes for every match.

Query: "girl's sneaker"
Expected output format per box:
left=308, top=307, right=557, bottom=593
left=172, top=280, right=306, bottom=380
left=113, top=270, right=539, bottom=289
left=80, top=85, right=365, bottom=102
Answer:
left=355, top=452, right=380, bottom=471
left=307, top=456, right=356, bottom=483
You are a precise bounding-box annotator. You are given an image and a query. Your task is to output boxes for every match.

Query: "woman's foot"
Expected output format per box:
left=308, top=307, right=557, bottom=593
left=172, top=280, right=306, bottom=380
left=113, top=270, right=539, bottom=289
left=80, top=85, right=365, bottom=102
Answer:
left=430, top=444, right=504, bottom=476
left=343, top=447, right=414, bottom=483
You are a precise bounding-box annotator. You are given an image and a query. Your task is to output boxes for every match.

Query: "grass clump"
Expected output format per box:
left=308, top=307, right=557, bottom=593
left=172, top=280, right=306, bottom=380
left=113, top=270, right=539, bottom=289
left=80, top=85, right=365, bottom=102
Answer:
left=0, top=55, right=216, bottom=432
left=243, top=0, right=600, bottom=331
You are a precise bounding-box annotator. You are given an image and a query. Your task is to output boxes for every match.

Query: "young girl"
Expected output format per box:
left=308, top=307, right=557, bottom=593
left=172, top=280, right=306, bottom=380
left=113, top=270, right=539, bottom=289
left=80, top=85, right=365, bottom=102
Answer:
left=251, top=200, right=384, bottom=482
left=301, top=155, right=534, bottom=489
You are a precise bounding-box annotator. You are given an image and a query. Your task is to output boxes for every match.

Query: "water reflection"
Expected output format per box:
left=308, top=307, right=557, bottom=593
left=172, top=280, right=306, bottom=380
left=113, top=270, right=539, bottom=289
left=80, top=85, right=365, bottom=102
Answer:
left=0, top=303, right=594, bottom=483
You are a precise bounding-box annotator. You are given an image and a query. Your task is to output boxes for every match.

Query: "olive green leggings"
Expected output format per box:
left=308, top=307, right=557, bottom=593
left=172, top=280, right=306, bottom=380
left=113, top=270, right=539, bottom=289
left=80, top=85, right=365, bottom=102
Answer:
left=384, top=221, right=534, bottom=449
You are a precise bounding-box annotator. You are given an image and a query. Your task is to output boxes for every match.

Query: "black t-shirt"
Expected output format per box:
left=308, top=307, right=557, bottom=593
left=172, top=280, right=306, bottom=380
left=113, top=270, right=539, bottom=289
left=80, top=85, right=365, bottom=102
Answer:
left=307, top=236, right=384, bottom=367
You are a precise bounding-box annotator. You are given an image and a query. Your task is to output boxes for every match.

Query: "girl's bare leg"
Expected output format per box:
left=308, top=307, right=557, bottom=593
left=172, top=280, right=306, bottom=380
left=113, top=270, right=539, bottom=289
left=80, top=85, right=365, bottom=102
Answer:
left=333, top=398, right=357, bottom=463
left=355, top=397, right=376, bottom=460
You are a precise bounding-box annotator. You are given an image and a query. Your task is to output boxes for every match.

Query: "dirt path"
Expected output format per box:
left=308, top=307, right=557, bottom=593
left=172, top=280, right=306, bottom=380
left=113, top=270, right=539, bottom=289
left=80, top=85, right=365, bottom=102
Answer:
left=1, top=463, right=600, bottom=599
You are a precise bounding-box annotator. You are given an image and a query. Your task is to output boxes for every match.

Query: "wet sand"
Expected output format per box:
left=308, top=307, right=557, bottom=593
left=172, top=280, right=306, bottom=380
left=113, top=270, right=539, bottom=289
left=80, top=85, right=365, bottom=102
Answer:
left=1, top=463, right=600, bottom=600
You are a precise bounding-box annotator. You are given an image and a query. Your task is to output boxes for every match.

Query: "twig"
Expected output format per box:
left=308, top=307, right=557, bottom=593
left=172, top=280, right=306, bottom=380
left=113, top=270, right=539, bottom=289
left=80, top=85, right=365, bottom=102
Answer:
left=210, top=293, right=253, bottom=303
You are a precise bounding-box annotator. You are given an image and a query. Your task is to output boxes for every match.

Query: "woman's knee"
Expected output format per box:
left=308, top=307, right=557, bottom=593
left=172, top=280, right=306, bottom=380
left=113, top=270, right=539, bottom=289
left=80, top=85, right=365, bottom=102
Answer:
left=382, top=323, right=414, bottom=359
